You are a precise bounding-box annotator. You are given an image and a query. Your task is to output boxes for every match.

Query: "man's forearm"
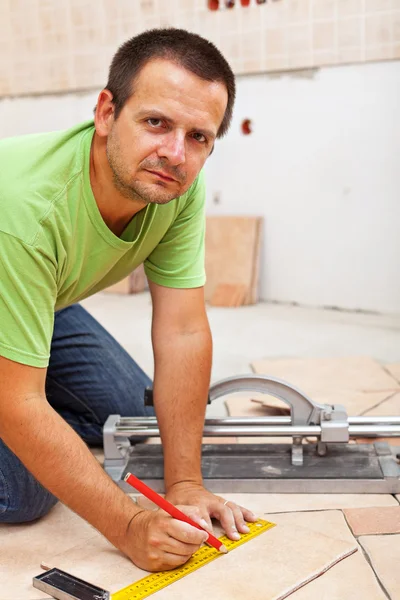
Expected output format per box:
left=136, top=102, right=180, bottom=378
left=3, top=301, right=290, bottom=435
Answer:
left=152, top=328, right=212, bottom=491
left=0, top=395, right=140, bottom=548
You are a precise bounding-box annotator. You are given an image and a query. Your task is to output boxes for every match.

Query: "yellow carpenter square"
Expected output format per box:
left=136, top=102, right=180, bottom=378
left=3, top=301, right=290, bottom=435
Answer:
left=112, top=519, right=275, bottom=600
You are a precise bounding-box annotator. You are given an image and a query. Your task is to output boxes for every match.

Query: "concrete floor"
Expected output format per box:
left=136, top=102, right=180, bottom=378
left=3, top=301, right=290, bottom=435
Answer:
left=82, top=292, right=400, bottom=416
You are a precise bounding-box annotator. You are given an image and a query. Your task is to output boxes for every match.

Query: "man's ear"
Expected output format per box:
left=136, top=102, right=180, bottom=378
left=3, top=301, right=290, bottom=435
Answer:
left=93, top=89, right=115, bottom=137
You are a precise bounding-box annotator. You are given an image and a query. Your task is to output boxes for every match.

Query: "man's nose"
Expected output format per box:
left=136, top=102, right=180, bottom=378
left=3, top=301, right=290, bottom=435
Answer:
left=157, top=131, right=186, bottom=166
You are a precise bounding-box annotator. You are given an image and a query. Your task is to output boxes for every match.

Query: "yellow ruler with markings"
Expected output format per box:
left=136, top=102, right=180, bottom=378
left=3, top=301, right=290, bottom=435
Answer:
left=112, top=519, right=275, bottom=600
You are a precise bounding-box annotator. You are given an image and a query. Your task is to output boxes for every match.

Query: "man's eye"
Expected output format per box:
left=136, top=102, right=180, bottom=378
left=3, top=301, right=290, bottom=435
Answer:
left=192, top=132, right=206, bottom=143
left=147, top=118, right=163, bottom=127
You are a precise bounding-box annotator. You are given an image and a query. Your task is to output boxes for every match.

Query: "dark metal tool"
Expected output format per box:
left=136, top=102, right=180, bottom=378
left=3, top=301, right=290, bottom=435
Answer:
left=33, top=567, right=110, bottom=600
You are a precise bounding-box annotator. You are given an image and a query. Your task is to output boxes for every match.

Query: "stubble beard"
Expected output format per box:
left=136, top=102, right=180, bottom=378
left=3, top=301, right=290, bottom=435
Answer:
left=106, top=133, right=186, bottom=206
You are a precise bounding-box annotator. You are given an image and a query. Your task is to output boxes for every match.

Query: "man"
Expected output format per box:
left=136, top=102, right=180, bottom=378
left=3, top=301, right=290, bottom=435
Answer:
left=0, top=28, right=256, bottom=572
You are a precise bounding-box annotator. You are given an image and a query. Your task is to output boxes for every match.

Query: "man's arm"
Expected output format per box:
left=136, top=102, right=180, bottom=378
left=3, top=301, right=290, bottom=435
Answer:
left=149, top=281, right=257, bottom=539
left=0, top=355, right=208, bottom=570
left=149, top=282, right=212, bottom=490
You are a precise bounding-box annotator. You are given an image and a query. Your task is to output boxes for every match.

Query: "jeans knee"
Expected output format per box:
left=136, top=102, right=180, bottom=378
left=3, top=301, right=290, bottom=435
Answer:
left=0, top=465, right=58, bottom=524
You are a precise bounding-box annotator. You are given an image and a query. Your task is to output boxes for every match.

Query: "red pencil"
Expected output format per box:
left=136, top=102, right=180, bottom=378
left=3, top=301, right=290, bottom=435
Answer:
left=124, top=472, right=227, bottom=554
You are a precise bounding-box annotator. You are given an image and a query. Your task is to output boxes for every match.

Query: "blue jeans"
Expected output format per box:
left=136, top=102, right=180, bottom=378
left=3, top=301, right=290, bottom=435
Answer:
left=0, top=304, right=154, bottom=523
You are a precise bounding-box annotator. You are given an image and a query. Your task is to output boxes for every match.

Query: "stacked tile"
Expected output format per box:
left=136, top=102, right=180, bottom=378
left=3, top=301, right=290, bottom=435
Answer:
left=205, top=215, right=263, bottom=307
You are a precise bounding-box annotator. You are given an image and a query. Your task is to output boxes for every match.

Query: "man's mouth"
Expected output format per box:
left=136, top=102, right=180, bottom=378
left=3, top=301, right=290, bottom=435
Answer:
left=146, top=170, right=176, bottom=182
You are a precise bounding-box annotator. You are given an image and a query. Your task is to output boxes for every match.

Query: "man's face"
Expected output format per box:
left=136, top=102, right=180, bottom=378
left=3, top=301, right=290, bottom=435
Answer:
left=105, top=58, right=228, bottom=205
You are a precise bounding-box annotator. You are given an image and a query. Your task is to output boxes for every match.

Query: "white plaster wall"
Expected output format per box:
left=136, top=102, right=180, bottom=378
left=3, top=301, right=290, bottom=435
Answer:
left=1, top=60, right=399, bottom=314
left=205, top=61, right=400, bottom=315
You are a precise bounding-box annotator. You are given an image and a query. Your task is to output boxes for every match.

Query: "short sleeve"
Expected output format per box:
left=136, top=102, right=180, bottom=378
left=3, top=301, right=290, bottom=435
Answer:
left=0, top=233, right=57, bottom=367
left=144, top=171, right=206, bottom=288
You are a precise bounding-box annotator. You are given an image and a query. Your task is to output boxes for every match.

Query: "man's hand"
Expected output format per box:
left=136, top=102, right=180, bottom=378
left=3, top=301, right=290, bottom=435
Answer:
left=121, top=505, right=209, bottom=571
left=165, top=482, right=258, bottom=541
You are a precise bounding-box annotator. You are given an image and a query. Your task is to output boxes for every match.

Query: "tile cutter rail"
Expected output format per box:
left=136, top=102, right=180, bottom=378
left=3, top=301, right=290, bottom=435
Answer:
left=103, top=375, right=400, bottom=494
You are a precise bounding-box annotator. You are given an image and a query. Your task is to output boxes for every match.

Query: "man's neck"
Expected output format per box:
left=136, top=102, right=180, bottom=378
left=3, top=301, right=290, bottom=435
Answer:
left=89, top=132, right=146, bottom=237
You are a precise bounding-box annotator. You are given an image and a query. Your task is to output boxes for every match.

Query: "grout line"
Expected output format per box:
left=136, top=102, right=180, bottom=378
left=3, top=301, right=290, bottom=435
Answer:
left=358, top=542, right=392, bottom=600
left=359, top=390, right=399, bottom=416
left=382, top=365, right=400, bottom=386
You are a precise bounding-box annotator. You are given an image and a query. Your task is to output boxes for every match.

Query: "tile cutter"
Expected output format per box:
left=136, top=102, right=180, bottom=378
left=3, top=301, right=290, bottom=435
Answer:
left=103, top=374, right=400, bottom=494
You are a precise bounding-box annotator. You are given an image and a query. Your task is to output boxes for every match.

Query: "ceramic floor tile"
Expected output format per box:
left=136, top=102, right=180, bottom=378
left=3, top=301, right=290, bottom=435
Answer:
left=250, top=356, right=399, bottom=395
left=363, top=392, right=400, bottom=416
left=89, top=446, right=105, bottom=464
left=356, top=437, right=400, bottom=446
left=42, top=516, right=356, bottom=600
left=386, top=363, right=400, bottom=385
left=214, top=493, right=398, bottom=515
left=225, top=386, right=394, bottom=422
left=0, top=501, right=391, bottom=600
left=343, top=506, right=400, bottom=536
left=359, top=534, right=400, bottom=599
left=264, top=510, right=386, bottom=599
left=0, top=503, right=101, bottom=600
left=289, top=551, right=387, bottom=600
left=224, top=394, right=293, bottom=444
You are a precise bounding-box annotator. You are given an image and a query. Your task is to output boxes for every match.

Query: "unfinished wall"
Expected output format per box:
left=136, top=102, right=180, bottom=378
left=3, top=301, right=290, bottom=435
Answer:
left=0, top=0, right=398, bottom=314
left=1, top=0, right=400, bottom=96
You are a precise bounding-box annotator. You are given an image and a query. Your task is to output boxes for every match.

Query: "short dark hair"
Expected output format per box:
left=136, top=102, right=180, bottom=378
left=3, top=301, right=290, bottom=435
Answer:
left=105, top=28, right=235, bottom=138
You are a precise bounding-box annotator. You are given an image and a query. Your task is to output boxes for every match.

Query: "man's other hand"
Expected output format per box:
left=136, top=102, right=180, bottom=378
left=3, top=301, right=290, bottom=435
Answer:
left=165, top=482, right=258, bottom=541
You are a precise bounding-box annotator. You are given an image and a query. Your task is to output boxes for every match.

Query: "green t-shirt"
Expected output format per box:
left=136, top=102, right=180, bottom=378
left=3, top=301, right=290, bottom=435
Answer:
left=0, top=120, right=206, bottom=368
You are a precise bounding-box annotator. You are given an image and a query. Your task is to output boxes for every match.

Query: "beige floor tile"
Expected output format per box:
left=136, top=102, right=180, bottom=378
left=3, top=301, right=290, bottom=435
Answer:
left=250, top=356, right=399, bottom=395
left=224, top=394, right=294, bottom=444
left=289, top=551, right=387, bottom=600
left=0, top=503, right=101, bottom=600
left=214, top=493, right=398, bottom=515
left=225, top=387, right=394, bottom=422
left=359, top=534, right=400, bottom=599
left=343, top=506, right=400, bottom=536
left=89, top=446, right=105, bottom=464
left=0, top=500, right=389, bottom=600
left=266, top=509, right=386, bottom=599
left=40, top=517, right=356, bottom=599
left=363, top=392, right=400, bottom=416
left=386, top=363, right=400, bottom=385
left=265, top=509, right=354, bottom=543
left=396, top=495, right=400, bottom=504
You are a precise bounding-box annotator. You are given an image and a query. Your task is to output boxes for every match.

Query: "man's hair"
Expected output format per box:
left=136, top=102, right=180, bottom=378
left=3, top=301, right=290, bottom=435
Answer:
left=105, top=28, right=235, bottom=138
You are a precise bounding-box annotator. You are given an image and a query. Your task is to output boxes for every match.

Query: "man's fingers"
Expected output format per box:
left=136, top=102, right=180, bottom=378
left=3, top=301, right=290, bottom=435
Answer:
left=215, top=501, right=258, bottom=540
left=238, top=504, right=258, bottom=523
left=169, top=519, right=209, bottom=546
left=175, top=504, right=214, bottom=534
left=227, top=503, right=251, bottom=534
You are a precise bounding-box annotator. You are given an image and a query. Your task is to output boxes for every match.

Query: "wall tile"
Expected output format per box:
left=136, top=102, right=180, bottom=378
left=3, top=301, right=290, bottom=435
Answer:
left=313, top=21, right=336, bottom=51
left=264, top=53, right=289, bottom=72
left=263, top=1, right=287, bottom=28
left=337, top=0, right=363, bottom=17
left=287, top=23, right=311, bottom=53
left=393, top=11, right=400, bottom=42
left=241, top=30, right=263, bottom=61
left=365, top=13, right=393, bottom=45
left=265, top=27, right=286, bottom=55
left=2, top=0, right=400, bottom=97
left=365, top=0, right=393, bottom=12
left=286, top=0, right=311, bottom=24
left=365, top=44, right=394, bottom=60
left=338, top=17, right=362, bottom=48
left=313, top=49, right=338, bottom=65
left=312, top=0, right=336, bottom=20
left=288, top=52, right=313, bottom=69
left=337, top=45, right=363, bottom=63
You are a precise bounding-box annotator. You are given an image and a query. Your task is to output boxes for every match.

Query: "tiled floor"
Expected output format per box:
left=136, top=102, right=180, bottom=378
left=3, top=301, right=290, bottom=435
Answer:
left=1, top=294, right=400, bottom=599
